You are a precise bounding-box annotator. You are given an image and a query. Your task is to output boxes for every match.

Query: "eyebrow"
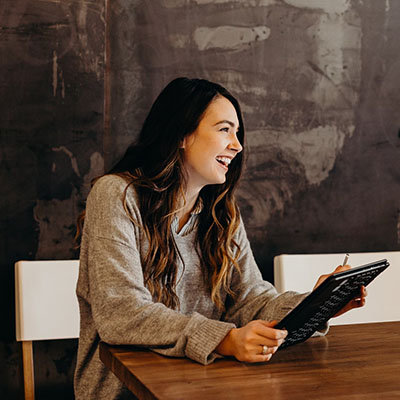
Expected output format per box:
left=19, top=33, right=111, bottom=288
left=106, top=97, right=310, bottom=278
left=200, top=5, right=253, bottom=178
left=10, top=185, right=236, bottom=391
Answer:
left=213, top=120, right=240, bottom=130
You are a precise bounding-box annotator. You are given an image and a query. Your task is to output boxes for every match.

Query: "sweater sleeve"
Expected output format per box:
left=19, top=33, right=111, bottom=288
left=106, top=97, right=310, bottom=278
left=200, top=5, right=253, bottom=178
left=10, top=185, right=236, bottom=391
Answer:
left=81, top=175, right=234, bottom=365
left=222, top=218, right=326, bottom=333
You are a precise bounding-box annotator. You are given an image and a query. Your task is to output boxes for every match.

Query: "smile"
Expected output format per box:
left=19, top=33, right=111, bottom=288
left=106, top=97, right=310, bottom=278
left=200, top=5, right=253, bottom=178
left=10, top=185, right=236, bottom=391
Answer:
left=215, top=156, right=232, bottom=170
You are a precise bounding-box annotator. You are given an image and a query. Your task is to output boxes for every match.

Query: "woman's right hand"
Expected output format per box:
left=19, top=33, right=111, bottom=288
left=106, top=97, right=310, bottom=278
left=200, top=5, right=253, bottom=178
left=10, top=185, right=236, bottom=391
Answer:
left=313, top=265, right=367, bottom=317
left=215, top=320, right=288, bottom=363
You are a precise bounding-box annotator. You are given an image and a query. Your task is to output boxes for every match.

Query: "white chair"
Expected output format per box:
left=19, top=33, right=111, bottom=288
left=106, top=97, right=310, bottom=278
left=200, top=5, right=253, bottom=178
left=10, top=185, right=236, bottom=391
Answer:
left=15, top=260, right=80, bottom=400
left=274, top=251, right=400, bottom=325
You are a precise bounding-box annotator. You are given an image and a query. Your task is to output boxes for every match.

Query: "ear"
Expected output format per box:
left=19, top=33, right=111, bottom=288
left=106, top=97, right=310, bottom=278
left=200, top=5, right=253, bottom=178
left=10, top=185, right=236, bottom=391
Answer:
left=180, top=137, right=186, bottom=149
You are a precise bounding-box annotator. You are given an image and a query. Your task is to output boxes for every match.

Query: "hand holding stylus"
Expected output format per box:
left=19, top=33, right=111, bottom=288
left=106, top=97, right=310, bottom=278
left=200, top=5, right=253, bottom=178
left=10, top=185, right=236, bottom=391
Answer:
left=313, top=253, right=367, bottom=317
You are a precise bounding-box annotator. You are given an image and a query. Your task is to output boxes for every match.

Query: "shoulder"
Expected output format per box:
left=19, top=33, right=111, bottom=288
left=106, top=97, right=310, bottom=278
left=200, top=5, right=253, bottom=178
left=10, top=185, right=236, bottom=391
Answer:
left=83, top=174, right=142, bottom=245
left=90, top=174, right=129, bottom=196
left=235, top=213, right=249, bottom=243
left=89, top=174, right=137, bottom=202
left=86, top=174, right=140, bottom=218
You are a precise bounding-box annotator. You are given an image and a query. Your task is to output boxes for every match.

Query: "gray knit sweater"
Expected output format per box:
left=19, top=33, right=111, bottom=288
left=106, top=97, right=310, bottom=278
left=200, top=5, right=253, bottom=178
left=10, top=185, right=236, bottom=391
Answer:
left=74, top=174, right=312, bottom=400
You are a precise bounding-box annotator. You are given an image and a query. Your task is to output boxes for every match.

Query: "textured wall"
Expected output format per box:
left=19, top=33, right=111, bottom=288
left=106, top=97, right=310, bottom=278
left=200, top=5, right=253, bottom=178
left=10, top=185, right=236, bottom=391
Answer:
left=0, top=0, right=104, bottom=398
left=261, top=0, right=400, bottom=277
left=109, top=0, right=400, bottom=284
left=1, top=0, right=399, bottom=398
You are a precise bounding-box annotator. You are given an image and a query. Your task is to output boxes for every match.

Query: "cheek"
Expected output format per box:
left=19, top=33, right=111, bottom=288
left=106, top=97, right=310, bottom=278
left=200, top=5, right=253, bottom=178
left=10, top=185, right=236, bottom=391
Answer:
left=183, top=148, right=206, bottom=170
left=191, top=139, right=218, bottom=158
left=205, top=136, right=226, bottom=152
left=184, top=134, right=226, bottom=165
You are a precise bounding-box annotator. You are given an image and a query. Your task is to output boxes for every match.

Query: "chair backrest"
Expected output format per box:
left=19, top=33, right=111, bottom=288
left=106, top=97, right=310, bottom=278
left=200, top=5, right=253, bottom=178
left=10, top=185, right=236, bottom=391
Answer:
left=15, top=260, right=80, bottom=341
left=274, top=251, right=400, bottom=325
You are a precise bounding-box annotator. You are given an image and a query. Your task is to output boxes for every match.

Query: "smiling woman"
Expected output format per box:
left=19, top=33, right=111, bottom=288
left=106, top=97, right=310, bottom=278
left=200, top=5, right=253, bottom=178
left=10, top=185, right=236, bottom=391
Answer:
left=179, top=95, right=243, bottom=229
left=73, top=77, right=366, bottom=400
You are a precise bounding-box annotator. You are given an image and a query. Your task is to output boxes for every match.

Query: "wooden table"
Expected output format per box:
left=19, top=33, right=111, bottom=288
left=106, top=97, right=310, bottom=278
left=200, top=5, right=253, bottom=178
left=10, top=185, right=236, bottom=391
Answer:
left=100, top=321, right=400, bottom=399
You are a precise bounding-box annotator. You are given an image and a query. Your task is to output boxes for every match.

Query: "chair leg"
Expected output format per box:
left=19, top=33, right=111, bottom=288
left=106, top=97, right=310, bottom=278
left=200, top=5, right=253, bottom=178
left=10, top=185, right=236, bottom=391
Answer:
left=22, top=341, right=35, bottom=400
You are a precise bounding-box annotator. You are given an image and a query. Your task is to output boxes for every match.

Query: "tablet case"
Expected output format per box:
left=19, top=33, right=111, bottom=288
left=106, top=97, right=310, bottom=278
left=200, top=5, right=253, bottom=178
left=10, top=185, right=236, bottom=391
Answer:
left=275, top=259, right=390, bottom=348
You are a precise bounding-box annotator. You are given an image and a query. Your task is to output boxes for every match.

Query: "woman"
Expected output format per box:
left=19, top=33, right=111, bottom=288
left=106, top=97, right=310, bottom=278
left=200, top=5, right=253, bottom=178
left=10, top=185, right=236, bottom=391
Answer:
left=74, top=77, right=366, bottom=399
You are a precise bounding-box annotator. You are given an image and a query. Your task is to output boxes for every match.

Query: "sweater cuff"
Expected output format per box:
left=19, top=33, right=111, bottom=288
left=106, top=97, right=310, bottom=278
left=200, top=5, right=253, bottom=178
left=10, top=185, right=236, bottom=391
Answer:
left=185, top=312, right=235, bottom=365
left=312, top=321, right=330, bottom=337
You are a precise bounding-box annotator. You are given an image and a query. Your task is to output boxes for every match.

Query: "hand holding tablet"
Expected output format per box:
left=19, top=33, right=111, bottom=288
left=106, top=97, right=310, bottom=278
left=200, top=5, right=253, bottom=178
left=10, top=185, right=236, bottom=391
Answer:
left=312, top=254, right=367, bottom=317
left=275, top=259, right=390, bottom=349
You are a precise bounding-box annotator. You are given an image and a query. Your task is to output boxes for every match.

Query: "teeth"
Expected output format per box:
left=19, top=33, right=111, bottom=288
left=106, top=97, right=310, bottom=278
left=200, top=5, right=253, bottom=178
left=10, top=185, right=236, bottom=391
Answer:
left=216, top=156, right=231, bottom=165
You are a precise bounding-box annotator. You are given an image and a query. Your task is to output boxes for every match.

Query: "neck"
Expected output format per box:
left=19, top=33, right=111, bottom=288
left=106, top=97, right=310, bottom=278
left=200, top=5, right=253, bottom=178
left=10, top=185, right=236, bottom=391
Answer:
left=176, top=184, right=201, bottom=232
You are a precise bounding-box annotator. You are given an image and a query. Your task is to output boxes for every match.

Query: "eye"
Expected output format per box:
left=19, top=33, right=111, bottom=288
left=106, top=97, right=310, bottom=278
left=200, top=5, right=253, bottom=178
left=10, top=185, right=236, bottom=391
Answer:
left=219, top=127, right=230, bottom=133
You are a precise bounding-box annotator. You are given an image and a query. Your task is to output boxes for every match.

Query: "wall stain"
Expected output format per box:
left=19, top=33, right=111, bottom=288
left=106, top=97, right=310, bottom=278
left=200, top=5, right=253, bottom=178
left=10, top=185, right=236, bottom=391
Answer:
left=194, top=25, right=271, bottom=51
left=52, top=146, right=80, bottom=177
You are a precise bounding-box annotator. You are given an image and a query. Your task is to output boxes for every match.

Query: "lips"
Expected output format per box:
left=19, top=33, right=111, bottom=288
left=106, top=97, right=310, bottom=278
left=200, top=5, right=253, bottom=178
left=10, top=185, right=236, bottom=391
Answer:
left=215, top=156, right=232, bottom=168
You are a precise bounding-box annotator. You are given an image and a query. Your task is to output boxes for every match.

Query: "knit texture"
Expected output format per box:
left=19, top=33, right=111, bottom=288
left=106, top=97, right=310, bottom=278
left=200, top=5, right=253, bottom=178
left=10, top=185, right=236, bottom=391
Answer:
left=74, top=174, right=320, bottom=400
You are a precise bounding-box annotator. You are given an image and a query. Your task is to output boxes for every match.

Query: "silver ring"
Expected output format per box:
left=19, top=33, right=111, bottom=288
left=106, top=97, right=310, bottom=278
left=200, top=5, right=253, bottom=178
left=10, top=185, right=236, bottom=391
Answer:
left=262, top=345, right=268, bottom=355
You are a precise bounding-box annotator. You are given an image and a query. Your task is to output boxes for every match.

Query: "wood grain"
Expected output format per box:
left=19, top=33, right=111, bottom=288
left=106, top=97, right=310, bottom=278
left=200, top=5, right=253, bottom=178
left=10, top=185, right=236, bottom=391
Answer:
left=100, top=322, right=400, bottom=400
left=22, top=340, right=35, bottom=400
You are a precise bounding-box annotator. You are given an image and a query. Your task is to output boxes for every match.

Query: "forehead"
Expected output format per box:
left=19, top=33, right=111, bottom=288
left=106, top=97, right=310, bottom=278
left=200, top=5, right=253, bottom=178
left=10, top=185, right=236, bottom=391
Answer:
left=202, top=96, right=239, bottom=126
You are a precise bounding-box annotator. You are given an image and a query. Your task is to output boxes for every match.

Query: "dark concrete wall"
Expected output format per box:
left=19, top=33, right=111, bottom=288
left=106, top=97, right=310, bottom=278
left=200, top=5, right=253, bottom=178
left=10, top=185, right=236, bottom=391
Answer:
left=1, top=0, right=399, bottom=398
left=109, top=0, right=400, bottom=285
left=0, top=1, right=104, bottom=398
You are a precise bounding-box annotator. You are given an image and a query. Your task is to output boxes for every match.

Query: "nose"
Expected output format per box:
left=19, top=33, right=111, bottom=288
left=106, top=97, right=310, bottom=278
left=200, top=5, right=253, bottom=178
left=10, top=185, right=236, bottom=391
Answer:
left=228, top=132, right=243, bottom=153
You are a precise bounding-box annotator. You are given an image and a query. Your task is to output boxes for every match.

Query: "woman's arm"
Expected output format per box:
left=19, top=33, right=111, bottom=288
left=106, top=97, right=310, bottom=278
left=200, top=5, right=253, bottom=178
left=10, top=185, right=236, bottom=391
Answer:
left=218, top=221, right=366, bottom=362
left=221, top=218, right=307, bottom=327
left=78, top=175, right=235, bottom=365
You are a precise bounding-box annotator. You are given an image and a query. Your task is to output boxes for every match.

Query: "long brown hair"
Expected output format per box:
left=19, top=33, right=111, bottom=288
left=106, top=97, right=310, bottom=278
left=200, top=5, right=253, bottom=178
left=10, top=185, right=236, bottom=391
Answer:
left=78, top=78, right=245, bottom=310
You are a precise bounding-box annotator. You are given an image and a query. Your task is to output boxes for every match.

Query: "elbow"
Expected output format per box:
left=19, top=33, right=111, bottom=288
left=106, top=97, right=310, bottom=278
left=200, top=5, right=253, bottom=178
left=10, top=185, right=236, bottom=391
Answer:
left=97, top=321, right=126, bottom=345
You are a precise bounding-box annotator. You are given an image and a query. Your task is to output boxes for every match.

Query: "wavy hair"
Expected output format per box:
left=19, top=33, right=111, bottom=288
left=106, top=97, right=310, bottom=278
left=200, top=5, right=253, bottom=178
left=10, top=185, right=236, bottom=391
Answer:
left=78, top=77, right=245, bottom=310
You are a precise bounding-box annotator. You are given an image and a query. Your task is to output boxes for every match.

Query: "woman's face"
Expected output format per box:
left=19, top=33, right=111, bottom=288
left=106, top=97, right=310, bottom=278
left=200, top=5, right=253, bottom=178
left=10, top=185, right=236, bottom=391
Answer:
left=181, top=95, right=242, bottom=194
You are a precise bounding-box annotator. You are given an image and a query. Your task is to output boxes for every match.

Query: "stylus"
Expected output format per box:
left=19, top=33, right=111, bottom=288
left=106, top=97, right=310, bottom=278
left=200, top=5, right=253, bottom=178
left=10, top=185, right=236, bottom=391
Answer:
left=342, top=253, right=349, bottom=266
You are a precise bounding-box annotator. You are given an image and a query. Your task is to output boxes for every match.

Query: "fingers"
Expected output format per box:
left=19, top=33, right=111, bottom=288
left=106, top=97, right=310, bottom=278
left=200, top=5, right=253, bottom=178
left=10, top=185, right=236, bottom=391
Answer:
left=346, top=296, right=366, bottom=311
left=353, top=286, right=367, bottom=306
left=334, top=264, right=351, bottom=272
left=253, top=320, right=287, bottom=347
left=238, top=343, right=278, bottom=363
left=353, top=286, right=367, bottom=300
left=252, top=322, right=287, bottom=355
left=361, top=285, right=368, bottom=297
left=228, top=320, right=288, bottom=363
left=259, top=320, right=278, bottom=327
left=334, top=286, right=368, bottom=317
left=314, top=264, right=353, bottom=290
left=257, top=320, right=286, bottom=334
left=245, top=353, right=273, bottom=363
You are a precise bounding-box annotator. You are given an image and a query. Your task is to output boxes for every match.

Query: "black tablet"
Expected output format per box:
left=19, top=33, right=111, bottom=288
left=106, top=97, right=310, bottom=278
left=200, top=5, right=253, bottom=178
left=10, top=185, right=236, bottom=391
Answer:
left=275, top=259, right=390, bottom=349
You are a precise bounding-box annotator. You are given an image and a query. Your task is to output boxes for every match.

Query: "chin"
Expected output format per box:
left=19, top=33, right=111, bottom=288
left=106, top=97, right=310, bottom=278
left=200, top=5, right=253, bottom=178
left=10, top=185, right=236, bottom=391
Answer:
left=205, top=172, right=227, bottom=186
left=215, top=177, right=226, bottom=185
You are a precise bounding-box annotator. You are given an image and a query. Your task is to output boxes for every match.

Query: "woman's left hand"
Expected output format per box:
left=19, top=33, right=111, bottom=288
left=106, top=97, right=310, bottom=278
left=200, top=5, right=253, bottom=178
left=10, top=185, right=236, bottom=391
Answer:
left=313, top=265, right=367, bottom=318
